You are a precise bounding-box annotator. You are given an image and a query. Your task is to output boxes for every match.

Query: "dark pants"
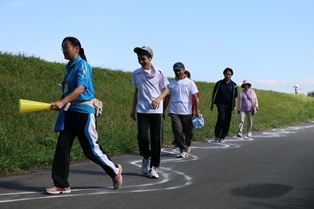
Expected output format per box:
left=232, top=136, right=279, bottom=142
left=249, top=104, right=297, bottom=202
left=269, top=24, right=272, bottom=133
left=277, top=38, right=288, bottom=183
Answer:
left=214, top=106, right=232, bottom=139
left=171, top=114, right=193, bottom=152
left=137, top=113, right=163, bottom=168
left=52, top=110, right=117, bottom=188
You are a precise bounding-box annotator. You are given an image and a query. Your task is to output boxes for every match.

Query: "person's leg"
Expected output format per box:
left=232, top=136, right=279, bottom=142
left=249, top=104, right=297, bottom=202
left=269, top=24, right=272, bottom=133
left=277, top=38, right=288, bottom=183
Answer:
left=171, top=114, right=186, bottom=152
left=247, top=111, right=253, bottom=136
left=76, top=113, right=119, bottom=178
left=215, top=106, right=225, bottom=138
left=238, top=111, right=245, bottom=137
left=51, top=111, right=76, bottom=188
left=181, top=114, right=194, bottom=149
left=137, top=113, right=151, bottom=159
left=221, top=108, right=232, bottom=139
left=149, top=114, right=163, bottom=168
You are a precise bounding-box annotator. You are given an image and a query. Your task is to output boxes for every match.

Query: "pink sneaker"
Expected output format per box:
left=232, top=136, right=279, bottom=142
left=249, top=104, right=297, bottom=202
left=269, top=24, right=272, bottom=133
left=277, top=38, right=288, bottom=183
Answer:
left=45, top=186, right=71, bottom=194
left=112, top=164, right=123, bottom=189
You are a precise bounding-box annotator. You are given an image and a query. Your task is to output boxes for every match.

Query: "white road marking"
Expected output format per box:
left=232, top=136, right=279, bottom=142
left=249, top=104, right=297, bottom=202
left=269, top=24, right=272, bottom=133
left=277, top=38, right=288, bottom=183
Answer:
left=1, top=122, right=313, bottom=203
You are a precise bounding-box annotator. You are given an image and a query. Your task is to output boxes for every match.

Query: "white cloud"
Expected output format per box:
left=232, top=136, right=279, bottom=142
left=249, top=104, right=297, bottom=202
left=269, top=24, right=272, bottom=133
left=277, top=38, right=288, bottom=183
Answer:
left=255, top=80, right=292, bottom=86
left=301, top=78, right=314, bottom=85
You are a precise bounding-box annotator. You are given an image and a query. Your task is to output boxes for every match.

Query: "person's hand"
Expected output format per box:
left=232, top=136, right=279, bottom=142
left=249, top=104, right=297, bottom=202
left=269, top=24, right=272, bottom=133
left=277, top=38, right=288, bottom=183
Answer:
left=196, top=112, right=201, bottom=118
left=152, top=99, right=161, bottom=109
left=130, top=109, right=136, bottom=121
left=51, top=101, right=65, bottom=111
left=233, top=107, right=237, bottom=114
left=210, top=104, right=214, bottom=111
left=162, top=112, right=166, bottom=120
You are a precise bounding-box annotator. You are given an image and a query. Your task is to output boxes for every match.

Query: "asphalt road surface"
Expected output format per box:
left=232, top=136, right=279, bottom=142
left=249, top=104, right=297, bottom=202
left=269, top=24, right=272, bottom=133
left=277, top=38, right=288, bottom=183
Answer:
left=1, top=122, right=314, bottom=209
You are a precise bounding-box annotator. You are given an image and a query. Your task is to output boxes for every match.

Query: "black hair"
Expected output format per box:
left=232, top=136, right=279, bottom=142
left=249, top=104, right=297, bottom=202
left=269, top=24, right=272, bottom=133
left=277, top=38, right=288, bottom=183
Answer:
left=136, top=49, right=152, bottom=58
left=223, top=67, right=233, bottom=75
left=184, top=70, right=191, bottom=78
left=62, top=37, right=87, bottom=61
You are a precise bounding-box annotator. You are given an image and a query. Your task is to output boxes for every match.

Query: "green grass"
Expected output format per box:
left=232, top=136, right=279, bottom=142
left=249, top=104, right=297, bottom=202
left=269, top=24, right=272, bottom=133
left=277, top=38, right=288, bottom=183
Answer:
left=1, top=52, right=314, bottom=174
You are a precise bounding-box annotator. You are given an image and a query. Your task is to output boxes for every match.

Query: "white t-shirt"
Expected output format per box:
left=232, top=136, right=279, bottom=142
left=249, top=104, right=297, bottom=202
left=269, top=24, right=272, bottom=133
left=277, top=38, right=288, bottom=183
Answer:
left=132, top=66, right=169, bottom=114
left=168, top=78, right=198, bottom=115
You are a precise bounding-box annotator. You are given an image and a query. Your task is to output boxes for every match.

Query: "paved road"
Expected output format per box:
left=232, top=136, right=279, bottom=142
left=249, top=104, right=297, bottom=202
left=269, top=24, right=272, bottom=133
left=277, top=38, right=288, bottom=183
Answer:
left=1, top=122, right=314, bottom=209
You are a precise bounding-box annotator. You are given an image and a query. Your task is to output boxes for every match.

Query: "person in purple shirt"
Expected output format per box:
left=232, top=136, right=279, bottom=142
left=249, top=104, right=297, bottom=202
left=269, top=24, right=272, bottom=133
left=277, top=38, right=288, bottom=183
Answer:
left=237, top=80, right=259, bottom=137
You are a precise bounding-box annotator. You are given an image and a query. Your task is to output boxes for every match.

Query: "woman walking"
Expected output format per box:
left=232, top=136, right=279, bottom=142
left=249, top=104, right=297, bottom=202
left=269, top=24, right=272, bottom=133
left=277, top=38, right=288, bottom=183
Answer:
left=46, top=37, right=122, bottom=194
left=237, top=80, right=259, bottom=137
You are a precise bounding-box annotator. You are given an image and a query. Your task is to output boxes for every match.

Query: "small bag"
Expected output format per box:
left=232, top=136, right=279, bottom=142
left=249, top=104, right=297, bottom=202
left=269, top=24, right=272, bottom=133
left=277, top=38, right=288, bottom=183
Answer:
left=68, top=98, right=103, bottom=117
left=93, top=98, right=103, bottom=117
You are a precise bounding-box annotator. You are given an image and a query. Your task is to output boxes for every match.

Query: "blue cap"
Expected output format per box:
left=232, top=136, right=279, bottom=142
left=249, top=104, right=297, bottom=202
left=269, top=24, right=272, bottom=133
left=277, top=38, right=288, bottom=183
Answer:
left=193, top=116, right=204, bottom=130
left=173, top=62, right=185, bottom=70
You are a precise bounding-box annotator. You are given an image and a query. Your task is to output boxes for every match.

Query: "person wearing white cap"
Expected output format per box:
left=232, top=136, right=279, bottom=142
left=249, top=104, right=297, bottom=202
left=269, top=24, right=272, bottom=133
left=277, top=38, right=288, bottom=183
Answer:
left=237, top=80, right=259, bottom=137
left=130, top=46, right=169, bottom=179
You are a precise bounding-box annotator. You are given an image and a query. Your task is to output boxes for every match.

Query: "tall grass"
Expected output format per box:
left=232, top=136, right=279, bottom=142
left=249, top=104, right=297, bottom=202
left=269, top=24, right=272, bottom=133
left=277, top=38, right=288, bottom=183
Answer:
left=1, top=52, right=314, bottom=173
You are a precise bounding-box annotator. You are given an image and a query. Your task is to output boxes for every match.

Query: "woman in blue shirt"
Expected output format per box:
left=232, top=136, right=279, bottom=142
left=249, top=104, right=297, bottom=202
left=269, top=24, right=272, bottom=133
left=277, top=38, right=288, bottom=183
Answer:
left=46, top=37, right=122, bottom=194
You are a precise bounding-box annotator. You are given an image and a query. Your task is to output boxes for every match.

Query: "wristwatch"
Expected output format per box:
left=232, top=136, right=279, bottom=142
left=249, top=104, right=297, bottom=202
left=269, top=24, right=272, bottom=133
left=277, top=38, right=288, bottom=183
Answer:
left=197, top=110, right=201, bottom=113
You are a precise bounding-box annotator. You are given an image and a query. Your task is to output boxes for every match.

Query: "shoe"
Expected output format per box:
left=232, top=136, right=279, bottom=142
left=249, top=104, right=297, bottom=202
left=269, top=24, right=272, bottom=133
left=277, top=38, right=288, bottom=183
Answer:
left=177, top=151, right=188, bottom=158
left=141, top=158, right=150, bottom=175
left=112, top=164, right=123, bottom=189
left=247, top=132, right=252, bottom=137
left=149, top=166, right=159, bottom=179
left=237, top=133, right=242, bottom=137
left=45, top=186, right=71, bottom=194
left=214, top=137, right=219, bottom=142
left=187, top=146, right=191, bottom=153
left=218, top=138, right=224, bottom=143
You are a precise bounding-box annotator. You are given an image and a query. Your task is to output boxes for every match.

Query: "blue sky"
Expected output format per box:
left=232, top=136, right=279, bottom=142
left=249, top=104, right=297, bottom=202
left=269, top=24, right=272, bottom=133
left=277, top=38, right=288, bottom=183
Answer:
left=1, top=0, right=313, bottom=94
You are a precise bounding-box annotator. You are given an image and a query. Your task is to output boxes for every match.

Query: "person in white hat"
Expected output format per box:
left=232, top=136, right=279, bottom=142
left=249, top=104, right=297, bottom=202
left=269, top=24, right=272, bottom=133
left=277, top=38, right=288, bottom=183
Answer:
left=237, top=80, right=259, bottom=137
left=130, top=46, right=169, bottom=179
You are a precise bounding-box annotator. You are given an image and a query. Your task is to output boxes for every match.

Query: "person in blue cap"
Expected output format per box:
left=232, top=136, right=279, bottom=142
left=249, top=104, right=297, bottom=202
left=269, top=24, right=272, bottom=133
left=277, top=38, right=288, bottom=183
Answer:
left=164, top=62, right=201, bottom=158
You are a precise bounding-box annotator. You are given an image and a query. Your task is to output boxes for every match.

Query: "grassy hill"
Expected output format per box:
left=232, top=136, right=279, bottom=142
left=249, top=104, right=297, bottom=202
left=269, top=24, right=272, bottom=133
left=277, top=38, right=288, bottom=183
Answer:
left=1, top=52, right=314, bottom=174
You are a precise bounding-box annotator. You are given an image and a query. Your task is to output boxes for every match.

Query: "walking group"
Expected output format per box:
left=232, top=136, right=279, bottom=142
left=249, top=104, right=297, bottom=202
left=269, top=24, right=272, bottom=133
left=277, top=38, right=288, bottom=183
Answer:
left=45, top=37, right=258, bottom=194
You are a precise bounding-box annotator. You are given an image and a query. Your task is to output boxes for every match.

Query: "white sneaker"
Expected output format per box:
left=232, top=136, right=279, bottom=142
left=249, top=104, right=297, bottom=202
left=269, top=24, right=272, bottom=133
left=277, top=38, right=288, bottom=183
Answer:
left=112, top=164, right=123, bottom=189
left=247, top=132, right=252, bottom=137
left=45, top=186, right=71, bottom=194
left=149, top=166, right=159, bottom=179
left=237, top=133, right=242, bottom=137
left=177, top=151, right=188, bottom=158
left=141, top=158, right=150, bottom=175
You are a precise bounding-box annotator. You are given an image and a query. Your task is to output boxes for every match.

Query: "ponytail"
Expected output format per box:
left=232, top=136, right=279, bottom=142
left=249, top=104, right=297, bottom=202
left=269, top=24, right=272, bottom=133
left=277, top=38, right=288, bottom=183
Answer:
left=79, top=47, right=87, bottom=61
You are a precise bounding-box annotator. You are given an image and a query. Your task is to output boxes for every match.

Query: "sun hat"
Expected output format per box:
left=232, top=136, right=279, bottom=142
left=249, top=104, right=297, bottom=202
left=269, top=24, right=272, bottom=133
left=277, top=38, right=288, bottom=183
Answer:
left=173, top=62, right=185, bottom=70
left=193, top=115, right=204, bottom=130
left=241, top=80, right=252, bottom=88
left=133, top=46, right=153, bottom=57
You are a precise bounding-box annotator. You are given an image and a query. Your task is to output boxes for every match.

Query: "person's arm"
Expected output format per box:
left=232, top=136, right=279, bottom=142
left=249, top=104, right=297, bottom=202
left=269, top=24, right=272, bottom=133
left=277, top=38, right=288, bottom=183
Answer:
left=233, top=96, right=238, bottom=114
left=51, top=85, right=85, bottom=110
left=253, top=89, right=259, bottom=111
left=210, top=82, right=218, bottom=111
left=163, top=94, right=171, bottom=120
left=152, top=87, right=169, bottom=109
left=233, top=85, right=238, bottom=114
left=130, top=88, right=138, bottom=121
left=193, top=93, right=201, bottom=118
left=237, top=91, right=241, bottom=114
